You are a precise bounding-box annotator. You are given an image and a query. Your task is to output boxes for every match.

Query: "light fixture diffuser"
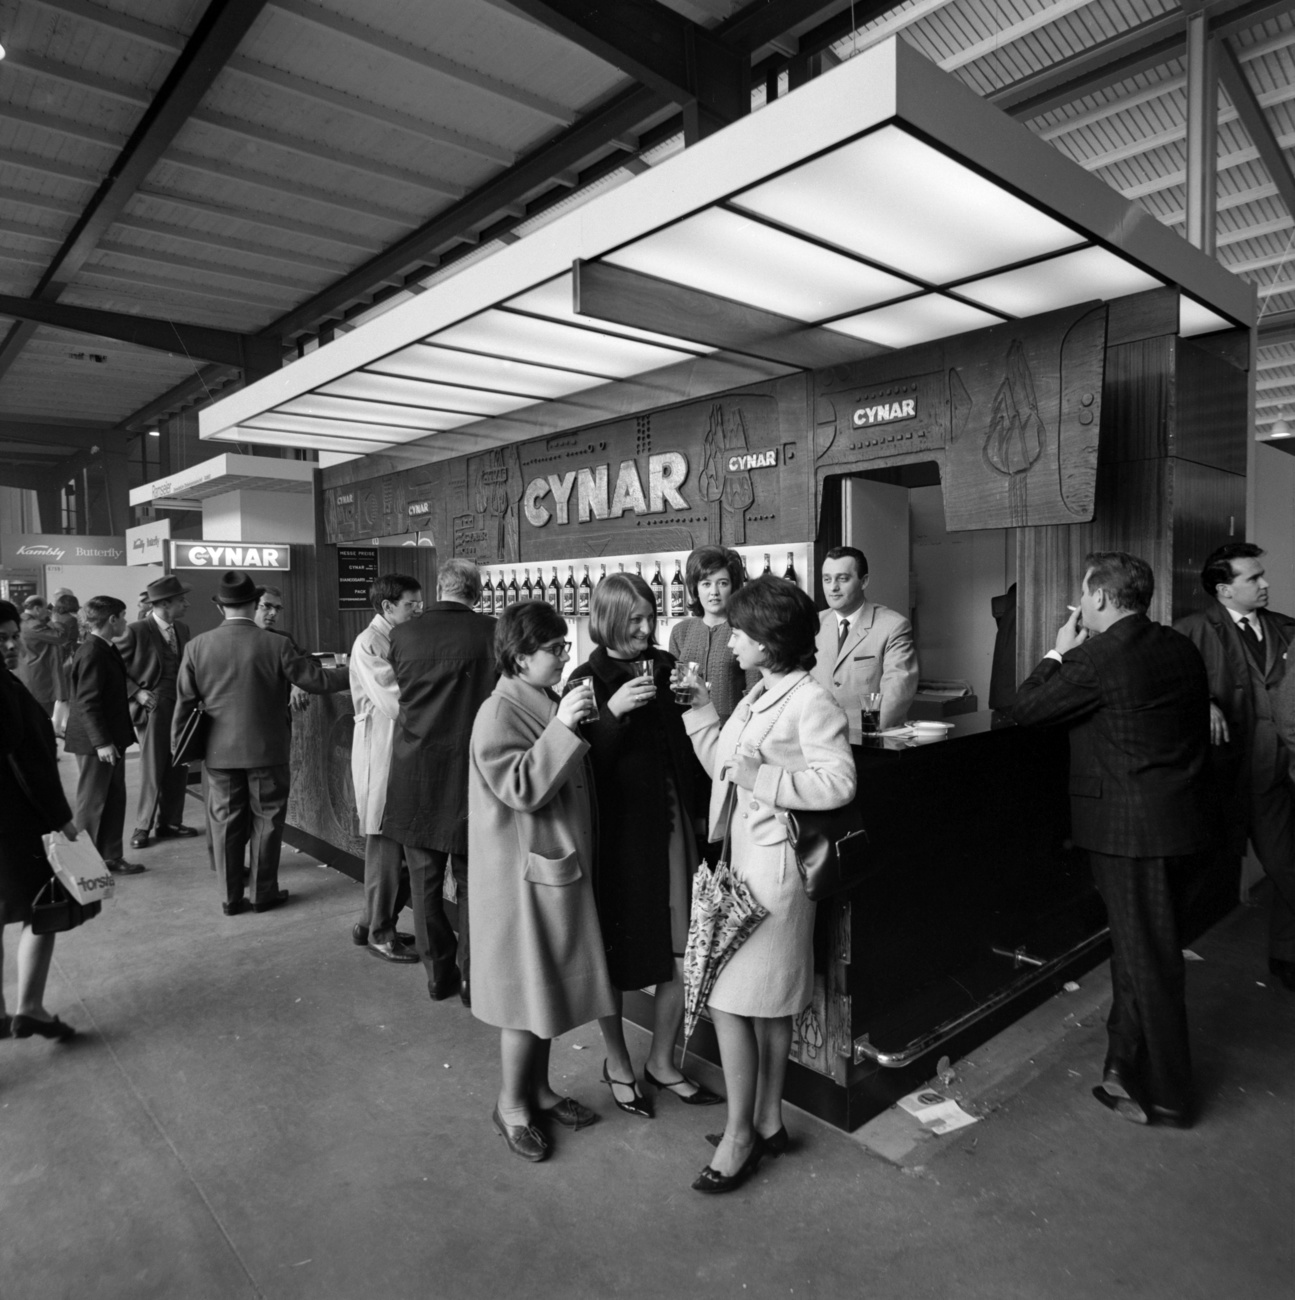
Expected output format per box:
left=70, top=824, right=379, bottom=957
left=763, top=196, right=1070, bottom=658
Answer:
left=244, top=413, right=423, bottom=444
left=322, top=372, right=534, bottom=416
left=605, top=208, right=918, bottom=321
left=956, top=247, right=1162, bottom=316
left=277, top=395, right=480, bottom=431
left=1179, top=297, right=1235, bottom=336
left=370, top=345, right=605, bottom=398
left=218, top=426, right=395, bottom=455
left=825, top=294, right=1002, bottom=349
left=733, top=125, right=1084, bottom=283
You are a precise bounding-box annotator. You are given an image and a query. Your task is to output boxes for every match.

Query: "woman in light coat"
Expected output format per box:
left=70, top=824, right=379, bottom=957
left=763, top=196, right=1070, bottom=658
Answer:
left=470, top=601, right=616, bottom=1163
left=677, top=576, right=857, bottom=1193
left=349, top=574, right=422, bottom=957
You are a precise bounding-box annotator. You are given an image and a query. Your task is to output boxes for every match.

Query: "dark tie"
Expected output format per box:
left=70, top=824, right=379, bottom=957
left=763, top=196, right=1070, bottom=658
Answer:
left=837, top=618, right=850, bottom=653
left=161, top=622, right=177, bottom=654
left=1239, top=615, right=1263, bottom=670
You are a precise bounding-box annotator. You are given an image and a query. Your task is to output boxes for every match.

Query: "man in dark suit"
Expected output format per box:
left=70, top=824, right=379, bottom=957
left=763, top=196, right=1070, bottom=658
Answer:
left=173, top=571, right=348, bottom=916
left=1174, top=542, right=1295, bottom=991
left=385, top=559, right=496, bottom=1003
left=119, top=575, right=197, bottom=850
left=1013, top=552, right=1212, bottom=1128
left=64, top=595, right=145, bottom=876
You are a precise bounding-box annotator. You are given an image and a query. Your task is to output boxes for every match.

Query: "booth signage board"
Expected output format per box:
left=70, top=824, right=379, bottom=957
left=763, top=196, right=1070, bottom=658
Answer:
left=171, top=540, right=292, bottom=570
left=0, top=534, right=126, bottom=566
left=126, top=519, right=171, bottom=567
left=2, top=577, right=38, bottom=604
left=337, top=547, right=379, bottom=610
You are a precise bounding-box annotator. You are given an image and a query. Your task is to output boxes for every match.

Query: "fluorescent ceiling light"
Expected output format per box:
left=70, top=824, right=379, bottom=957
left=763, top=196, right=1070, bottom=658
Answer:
left=733, top=126, right=1083, bottom=283
left=1179, top=297, right=1234, bottom=336
left=243, top=413, right=423, bottom=444
left=323, top=372, right=534, bottom=416
left=508, top=274, right=717, bottom=353
left=431, top=310, right=694, bottom=377
left=277, top=395, right=480, bottom=431
left=826, top=294, right=1003, bottom=348
left=956, top=247, right=1162, bottom=316
left=215, top=426, right=396, bottom=456
left=370, top=344, right=607, bottom=399
left=606, top=208, right=918, bottom=321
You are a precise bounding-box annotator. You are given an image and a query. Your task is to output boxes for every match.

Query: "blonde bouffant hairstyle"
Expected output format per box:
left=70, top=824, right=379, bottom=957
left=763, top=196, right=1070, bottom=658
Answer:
left=588, top=572, right=656, bottom=656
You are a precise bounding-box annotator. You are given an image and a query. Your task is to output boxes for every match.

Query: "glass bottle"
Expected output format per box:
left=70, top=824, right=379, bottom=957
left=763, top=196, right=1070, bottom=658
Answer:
left=578, top=565, right=592, bottom=616
left=669, top=559, right=686, bottom=617
left=506, top=570, right=520, bottom=606
left=650, top=561, right=665, bottom=616
left=561, top=565, right=577, bottom=616
left=493, top=571, right=506, bottom=616
left=547, top=567, right=561, bottom=607
left=783, top=552, right=797, bottom=587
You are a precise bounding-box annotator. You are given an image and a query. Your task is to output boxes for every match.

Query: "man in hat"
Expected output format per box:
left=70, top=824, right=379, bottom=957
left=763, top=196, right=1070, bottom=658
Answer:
left=118, top=575, right=197, bottom=850
left=174, top=572, right=349, bottom=915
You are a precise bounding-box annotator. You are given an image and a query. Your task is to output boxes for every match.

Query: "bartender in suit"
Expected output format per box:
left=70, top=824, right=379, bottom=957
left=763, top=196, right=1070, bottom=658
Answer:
left=119, top=575, right=197, bottom=850
left=174, top=572, right=348, bottom=916
left=1014, top=553, right=1211, bottom=1128
left=1175, top=543, right=1295, bottom=992
left=811, top=546, right=918, bottom=731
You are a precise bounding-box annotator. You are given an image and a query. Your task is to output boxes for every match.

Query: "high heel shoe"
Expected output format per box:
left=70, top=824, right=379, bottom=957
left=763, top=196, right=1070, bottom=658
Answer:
left=643, top=1065, right=723, bottom=1106
left=11, top=1014, right=76, bottom=1042
left=691, top=1136, right=765, bottom=1194
left=601, top=1059, right=653, bottom=1118
left=707, top=1125, right=789, bottom=1156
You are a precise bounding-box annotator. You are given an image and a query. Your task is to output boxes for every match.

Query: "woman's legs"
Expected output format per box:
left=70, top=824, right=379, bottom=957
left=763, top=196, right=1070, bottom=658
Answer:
left=708, top=1008, right=759, bottom=1176
left=16, top=927, right=57, bottom=1019
left=498, top=1028, right=542, bottom=1124
left=597, top=990, right=635, bottom=1081
left=528, top=1037, right=565, bottom=1112
left=753, top=1016, right=793, bottom=1139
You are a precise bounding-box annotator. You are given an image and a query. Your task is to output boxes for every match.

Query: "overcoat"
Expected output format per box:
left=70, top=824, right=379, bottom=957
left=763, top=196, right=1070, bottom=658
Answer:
left=811, top=601, right=918, bottom=731
left=349, top=613, right=399, bottom=837
left=384, top=602, right=497, bottom=854
left=567, top=645, right=697, bottom=990
left=468, top=675, right=616, bottom=1038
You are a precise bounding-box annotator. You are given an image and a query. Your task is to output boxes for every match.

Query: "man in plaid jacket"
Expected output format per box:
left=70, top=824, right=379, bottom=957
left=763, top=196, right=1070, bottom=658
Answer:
left=1013, top=552, right=1211, bottom=1129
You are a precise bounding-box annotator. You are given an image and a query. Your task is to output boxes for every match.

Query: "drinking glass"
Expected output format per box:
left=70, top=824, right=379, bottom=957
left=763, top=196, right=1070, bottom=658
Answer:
left=673, top=660, right=700, bottom=705
left=561, top=676, right=600, bottom=722
left=861, top=691, right=884, bottom=734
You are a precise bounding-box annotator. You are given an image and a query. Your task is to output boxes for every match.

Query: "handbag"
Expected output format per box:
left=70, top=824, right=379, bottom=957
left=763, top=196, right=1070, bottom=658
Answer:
left=30, top=877, right=101, bottom=935
left=172, top=703, right=209, bottom=767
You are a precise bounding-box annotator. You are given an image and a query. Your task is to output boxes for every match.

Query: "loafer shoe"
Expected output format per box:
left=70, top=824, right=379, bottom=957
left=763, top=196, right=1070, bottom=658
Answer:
left=492, top=1106, right=550, bottom=1162
left=105, top=858, right=146, bottom=875
left=222, top=898, right=247, bottom=916
left=367, top=937, right=419, bottom=964
left=429, top=969, right=462, bottom=1001
left=541, top=1097, right=599, bottom=1130
left=130, top=829, right=150, bottom=850
left=11, top=1014, right=77, bottom=1042
left=252, top=889, right=289, bottom=913
left=1268, top=958, right=1295, bottom=991
left=155, top=824, right=198, bottom=839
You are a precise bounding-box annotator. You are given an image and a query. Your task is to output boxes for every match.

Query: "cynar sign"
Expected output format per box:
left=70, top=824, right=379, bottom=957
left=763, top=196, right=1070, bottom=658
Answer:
left=523, top=452, right=690, bottom=528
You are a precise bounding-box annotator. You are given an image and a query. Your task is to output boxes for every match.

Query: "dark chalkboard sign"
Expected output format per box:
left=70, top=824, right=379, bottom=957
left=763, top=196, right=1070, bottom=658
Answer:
left=337, top=547, right=378, bottom=611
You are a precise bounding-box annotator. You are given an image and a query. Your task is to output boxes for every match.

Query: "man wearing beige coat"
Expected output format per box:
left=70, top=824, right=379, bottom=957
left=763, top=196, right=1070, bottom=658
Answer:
left=348, top=574, right=422, bottom=963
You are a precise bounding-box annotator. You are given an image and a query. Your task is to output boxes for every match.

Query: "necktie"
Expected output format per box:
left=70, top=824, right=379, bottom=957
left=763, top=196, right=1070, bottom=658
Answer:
left=837, top=618, right=850, bottom=653
left=161, top=622, right=177, bottom=654
left=1239, top=615, right=1263, bottom=669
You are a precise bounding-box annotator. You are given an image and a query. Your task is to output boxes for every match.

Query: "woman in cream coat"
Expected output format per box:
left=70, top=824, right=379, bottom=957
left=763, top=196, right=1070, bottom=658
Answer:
left=678, top=576, right=856, bottom=1193
left=470, top=601, right=616, bottom=1163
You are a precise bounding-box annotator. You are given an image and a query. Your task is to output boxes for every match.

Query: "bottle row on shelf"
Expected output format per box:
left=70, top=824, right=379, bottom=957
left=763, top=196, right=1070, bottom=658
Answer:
left=474, top=552, right=801, bottom=620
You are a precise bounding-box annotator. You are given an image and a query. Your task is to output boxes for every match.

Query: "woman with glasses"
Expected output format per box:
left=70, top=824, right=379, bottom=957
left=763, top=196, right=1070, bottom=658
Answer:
left=468, top=601, right=615, bottom=1163
left=567, top=572, right=723, bottom=1119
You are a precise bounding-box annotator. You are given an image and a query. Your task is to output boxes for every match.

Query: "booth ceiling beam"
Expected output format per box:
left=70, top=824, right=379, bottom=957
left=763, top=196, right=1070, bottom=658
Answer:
left=1218, top=38, right=1295, bottom=226
left=0, top=0, right=272, bottom=385
left=501, top=0, right=749, bottom=141
left=0, top=294, right=283, bottom=375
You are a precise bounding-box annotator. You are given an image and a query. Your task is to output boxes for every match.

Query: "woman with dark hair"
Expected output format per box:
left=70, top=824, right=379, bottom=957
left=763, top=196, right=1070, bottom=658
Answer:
left=676, top=576, right=856, bottom=1192
left=468, top=601, right=615, bottom=1163
left=0, top=600, right=82, bottom=1042
left=668, top=548, right=754, bottom=724
left=568, top=572, right=722, bottom=1117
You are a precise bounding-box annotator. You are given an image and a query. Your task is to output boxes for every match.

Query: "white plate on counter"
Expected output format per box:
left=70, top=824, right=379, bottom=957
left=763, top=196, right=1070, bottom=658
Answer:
left=910, top=720, right=954, bottom=734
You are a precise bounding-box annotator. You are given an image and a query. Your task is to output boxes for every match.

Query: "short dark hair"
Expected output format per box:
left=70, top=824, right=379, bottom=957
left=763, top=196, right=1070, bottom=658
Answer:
left=438, top=558, right=481, bottom=604
left=254, top=585, right=283, bottom=603
left=589, top=572, right=656, bottom=655
left=727, top=576, right=819, bottom=673
left=1201, top=542, right=1263, bottom=597
left=53, top=594, right=79, bottom=615
left=0, top=599, right=20, bottom=628
left=684, top=547, right=746, bottom=617
left=824, top=546, right=868, bottom=579
left=370, top=573, right=421, bottom=614
left=495, top=600, right=568, bottom=677
left=84, top=595, right=127, bottom=628
left=1083, top=551, right=1154, bottom=614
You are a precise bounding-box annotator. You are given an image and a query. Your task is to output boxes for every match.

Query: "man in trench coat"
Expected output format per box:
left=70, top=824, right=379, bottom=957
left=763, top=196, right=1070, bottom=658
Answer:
left=385, top=559, right=497, bottom=1004
left=348, top=572, right=422, bottom=963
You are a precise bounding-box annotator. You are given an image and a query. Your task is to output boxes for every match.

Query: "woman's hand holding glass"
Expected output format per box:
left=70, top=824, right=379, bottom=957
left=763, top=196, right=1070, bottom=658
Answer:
left=669, top=662, right=710, bottom=709
left=557, top=679, right=598, bottom=731
left=607, top=674, right=657, bottom=717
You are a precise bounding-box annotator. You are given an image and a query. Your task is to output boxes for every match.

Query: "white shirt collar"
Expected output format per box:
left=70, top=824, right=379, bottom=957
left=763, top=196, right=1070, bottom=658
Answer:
left=1226, top=606, right=1263, bottom=639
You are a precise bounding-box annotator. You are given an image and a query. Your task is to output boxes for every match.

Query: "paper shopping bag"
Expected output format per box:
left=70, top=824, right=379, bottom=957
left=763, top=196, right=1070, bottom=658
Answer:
left=42, top=832, right=115, bottom=906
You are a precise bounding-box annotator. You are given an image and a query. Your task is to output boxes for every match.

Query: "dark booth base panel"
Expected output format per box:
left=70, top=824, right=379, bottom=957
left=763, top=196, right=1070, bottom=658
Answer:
left=284, top=826, right=364, bottom=883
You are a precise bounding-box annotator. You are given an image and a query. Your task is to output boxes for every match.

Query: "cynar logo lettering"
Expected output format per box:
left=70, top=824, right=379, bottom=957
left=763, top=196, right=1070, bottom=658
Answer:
left=173, top=542, right=290, bottom=570
left=726, top=448, right=778, bottom=472
left=406, top=500, right=431, bottom=516
left=853, top=399, right=916, bottom=428
left=524, top=453, right=689, bottom=528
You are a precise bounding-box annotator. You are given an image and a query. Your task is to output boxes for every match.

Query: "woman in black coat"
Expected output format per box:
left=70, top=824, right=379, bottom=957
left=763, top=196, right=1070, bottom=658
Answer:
left=567, top=573, right=721, bottom=1117
left=0, top=601, right=81, bottom=1042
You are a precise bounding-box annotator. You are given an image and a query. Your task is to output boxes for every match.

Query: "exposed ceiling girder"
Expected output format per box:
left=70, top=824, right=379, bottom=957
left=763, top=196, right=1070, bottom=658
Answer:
left=78, top=261, right=295, bottom=310
left=0, top=419, right=116, bottom=451
left=1217, top=37, right=1295, bottom=227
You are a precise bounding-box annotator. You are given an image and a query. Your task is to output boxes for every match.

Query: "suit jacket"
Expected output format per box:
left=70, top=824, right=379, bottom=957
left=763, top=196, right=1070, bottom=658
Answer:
left=1174, top=602, right=1295, bottom=851
left=64, top=634, right=135, bottom=755
left=811, top=601, right=918, bottom=731
left=173, top=619, right=347, bottom=769
left=383, top=602, right=498, bottom=853
left=118, top=615, right=191, bottom=706
left=1012, top=614, right=1212, bottom=858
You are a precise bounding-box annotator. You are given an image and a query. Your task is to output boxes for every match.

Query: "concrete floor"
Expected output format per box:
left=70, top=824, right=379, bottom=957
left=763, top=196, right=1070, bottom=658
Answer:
left=1, top=753, right=1291, bottom=1300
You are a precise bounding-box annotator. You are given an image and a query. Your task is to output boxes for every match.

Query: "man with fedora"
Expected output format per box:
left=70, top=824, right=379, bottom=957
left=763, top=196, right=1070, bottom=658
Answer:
left=118, top=574, right=197, bottom=850
left=174, top=572, right=348, bottom=915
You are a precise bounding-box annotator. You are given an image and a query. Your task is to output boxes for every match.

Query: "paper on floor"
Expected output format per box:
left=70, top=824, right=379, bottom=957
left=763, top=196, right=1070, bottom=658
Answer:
left=897, top=1089, right=980, bottom=1134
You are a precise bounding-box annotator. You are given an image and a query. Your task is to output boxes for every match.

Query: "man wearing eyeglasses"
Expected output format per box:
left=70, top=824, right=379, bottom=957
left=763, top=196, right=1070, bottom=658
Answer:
left=384, top=558, right=497, bottom=1005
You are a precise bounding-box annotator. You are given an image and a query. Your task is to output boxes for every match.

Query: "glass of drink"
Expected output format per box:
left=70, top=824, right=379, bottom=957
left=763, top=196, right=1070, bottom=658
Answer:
left=561, top=676, right=600, bottom=723
left=861, top=692, right=883, bottom=734
left=673, top=661, right=700, bottom=705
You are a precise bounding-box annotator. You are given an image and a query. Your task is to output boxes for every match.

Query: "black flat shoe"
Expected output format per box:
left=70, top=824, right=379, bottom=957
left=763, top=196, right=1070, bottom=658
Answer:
left=0, top=1015, right=11, bottom=1039
left=541, top=1097, right=599, bottom=1130
left=692, top=1138, right=764, bottom=1194
left=253, top=889, right=289, bottom=913
left=602, top=1059, right=653, bottom=1118
left=367, top=937, right=419, bottom=964
left=11, top=1014, right=77, bottom=1042
left=222, top=898, right=247, bottom=916
left=492, top=1106, right=550, bottom=1162
left=708, top=1125, right=789, bottom=1156
left=644, top=1066, right=724, bottom=1106
left=155, top=824, right=198, bottom=838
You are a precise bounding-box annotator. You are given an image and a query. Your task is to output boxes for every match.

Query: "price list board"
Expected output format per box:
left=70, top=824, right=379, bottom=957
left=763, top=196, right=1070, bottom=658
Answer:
left=337, top=546, right=378, bottom=611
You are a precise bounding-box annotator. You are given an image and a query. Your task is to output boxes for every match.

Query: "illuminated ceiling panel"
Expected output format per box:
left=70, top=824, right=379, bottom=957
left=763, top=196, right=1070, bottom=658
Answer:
left=368, top=345, right=606, bottom=398
left=243, top=412, right=432, bottom=444
left=322, top=372, right=535, bottom=416
left=276, top=395, right=482, bottom=431
left=826, top=295, right=1003, bottom=348
left=210, top=427, right=398, bottom=456
left=956, top=248, right=1163, bottom=316
left=1179, top=298, right=1235, bottom=337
